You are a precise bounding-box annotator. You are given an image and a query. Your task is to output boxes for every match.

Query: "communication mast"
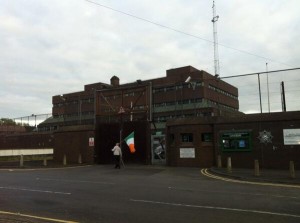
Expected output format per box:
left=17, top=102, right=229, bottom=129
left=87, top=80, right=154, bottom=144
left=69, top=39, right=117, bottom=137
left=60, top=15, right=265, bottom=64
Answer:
left=212, top=1, right=220, bottom=77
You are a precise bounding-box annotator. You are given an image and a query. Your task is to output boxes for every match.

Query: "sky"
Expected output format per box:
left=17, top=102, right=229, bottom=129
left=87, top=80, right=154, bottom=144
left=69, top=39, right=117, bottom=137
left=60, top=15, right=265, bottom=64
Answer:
left=1, top=0, right=300, bottom=123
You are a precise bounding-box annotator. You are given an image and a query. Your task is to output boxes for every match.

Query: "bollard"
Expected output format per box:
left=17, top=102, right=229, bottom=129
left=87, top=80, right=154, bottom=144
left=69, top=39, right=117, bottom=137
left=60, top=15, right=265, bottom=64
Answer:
left=78, top=154, right=82, bottom=164
left=227, top=157, right=232, bottom=173
left=217, top=155, right=222, bottom=168
left=63, top=154, right=67, bottom=166
left=20, top=154, right=24, bottom=167
left=289, top=161, right=295, bottom=179
left=254, top=159, right=260, bottom=176
left=43, top=157, right=47, bottom=166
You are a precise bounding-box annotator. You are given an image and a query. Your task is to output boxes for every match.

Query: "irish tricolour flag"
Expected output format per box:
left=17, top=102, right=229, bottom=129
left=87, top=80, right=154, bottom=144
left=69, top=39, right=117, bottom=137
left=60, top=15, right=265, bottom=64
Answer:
left=125, top=131, right=135, bottom=153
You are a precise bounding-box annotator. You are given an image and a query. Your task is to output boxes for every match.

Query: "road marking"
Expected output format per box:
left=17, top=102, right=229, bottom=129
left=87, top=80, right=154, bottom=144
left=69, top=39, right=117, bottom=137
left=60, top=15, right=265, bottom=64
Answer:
left=0, top=186, right=71, bottom=195
left=201, top=169, right=300, bottom=189
left=36, top=178, right=115, bottom=185
left=0, top=165, right=92, bottom=172
left=130, top=199, right=300, bottom=219
left=0, top=210, right=78, bottom=223
left=168, top=186, right=299, bottom=199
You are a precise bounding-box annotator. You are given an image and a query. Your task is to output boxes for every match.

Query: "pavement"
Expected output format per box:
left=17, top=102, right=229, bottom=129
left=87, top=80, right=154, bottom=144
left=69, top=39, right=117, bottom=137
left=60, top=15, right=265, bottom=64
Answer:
left=209, top=167, right=300, bottom=185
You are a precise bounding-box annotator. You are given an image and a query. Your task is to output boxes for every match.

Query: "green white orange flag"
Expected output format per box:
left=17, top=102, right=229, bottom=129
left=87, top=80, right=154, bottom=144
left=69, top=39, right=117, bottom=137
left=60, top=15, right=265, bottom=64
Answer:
left=124, top=131, right=135, bottom=153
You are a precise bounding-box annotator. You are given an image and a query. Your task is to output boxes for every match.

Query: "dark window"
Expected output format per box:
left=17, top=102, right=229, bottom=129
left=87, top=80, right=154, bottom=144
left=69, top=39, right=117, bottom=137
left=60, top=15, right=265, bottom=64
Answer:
left=181, top=133, right=193, bottom=142
left=202, top=133, right=212, bottom=142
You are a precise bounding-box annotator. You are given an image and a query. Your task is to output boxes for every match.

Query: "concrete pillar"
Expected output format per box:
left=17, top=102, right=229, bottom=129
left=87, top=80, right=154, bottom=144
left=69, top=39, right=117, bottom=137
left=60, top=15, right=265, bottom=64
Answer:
left=78, top=154, right=82, bottom=164
left=217, top=155, right=222, bottom=168
left=289, top=161, right=295, bottom=179
left=254, top=159, right=260, bottom=176
left=43, top=157, right=47, bottom=166
left=63, top=154, right=67, bottom=166
left=19, top=154, right=24, bottom=167
left=227, top=157, right=232, bottom=173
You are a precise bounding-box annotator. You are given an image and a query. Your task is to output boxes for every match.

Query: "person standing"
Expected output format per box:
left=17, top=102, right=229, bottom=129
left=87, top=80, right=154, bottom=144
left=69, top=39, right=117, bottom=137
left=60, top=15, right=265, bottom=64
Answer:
left=112, top=143, right=122, bottom=169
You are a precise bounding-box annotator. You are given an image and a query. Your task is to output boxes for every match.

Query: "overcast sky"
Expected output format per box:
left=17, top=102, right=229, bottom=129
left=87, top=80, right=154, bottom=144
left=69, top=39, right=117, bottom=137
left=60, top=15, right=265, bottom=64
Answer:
left=1, top=0, right=299, bottom=122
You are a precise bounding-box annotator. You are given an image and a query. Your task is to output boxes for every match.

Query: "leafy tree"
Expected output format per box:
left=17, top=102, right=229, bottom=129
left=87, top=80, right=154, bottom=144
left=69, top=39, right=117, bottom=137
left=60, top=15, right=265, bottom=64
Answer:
left=0, top=118, right=16, bottom=125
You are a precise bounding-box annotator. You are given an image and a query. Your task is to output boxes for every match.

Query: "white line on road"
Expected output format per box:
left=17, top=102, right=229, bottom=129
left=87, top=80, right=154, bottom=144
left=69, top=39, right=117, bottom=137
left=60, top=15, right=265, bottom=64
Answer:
left=36, top=178, right=115, bottom=185
left=130, top=199, right=300, bottom=219
left=0, top=186, right=71, bottom=195
left=167, top=186, right=299, bottom=199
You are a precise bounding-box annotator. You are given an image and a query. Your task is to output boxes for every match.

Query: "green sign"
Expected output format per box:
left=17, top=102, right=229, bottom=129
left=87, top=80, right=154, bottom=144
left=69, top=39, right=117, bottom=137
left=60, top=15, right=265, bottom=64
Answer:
left=220, top=131, right=252, bottom=152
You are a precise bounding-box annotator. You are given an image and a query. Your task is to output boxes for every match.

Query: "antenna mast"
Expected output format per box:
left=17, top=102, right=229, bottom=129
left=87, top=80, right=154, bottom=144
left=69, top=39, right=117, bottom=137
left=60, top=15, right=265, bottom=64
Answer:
left=212, top=1, right=220, bottom=77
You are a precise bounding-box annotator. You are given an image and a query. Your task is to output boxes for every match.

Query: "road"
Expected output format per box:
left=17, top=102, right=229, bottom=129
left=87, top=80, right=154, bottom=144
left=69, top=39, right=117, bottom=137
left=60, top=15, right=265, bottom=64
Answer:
left=0, top=165, right=299, bottom=223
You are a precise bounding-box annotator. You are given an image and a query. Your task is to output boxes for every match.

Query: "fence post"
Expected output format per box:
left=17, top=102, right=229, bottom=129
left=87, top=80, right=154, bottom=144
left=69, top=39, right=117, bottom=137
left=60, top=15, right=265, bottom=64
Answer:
left=289, top=161, right=295, bottom=179
left=20, top=154, right=24, bottom=167
left=217, top=155, right=222, bottom=168
left=227, top=157, right=232, bottom=173
left=254, top=159, right=260, bottom=176
left=63, top=154, right=67, bottom=166
left=78, top=154, right=82, bottom=164
left=43, top=157, right=47, bottom=166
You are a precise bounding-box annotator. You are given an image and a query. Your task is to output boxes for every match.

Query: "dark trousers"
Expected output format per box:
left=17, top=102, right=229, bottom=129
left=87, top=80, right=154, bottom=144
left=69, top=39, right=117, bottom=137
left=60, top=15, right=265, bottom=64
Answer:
left=114, top=155, right=121, bottom=169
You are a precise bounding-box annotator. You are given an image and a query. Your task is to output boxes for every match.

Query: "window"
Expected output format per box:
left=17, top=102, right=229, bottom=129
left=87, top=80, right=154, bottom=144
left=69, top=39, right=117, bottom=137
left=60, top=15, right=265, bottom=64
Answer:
left=181, top=133, right=193, bottom=142
left=202, top=133, right=213, bottom=142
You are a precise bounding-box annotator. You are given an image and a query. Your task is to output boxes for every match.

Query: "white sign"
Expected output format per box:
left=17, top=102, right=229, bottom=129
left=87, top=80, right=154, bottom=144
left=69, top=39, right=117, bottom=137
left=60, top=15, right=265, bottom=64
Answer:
left=89, top=137, right=94, bottom=147
left=283, top=129, right=300, bottom=145
left=180, top=148, right=195, bottom=158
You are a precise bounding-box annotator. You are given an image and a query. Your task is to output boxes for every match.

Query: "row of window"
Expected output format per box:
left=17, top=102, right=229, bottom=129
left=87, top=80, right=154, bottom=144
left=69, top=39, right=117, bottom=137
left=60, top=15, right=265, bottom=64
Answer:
left=154, top=98, right=203, bottom=108
left=53, top=98, right=94, bottom=108
left=103, top=105, right=146, bottom=113
left=54, top=111, right=94, bottom=118
left=208, top=84, right=238, bottom=100
left=153, top=112, right=213, bottom=122
left=169, top=133, right=212, bottom=143
left=103, top=91, right=145, bottom=100
left=206, top=99, right=238, bottom=111
left=153, top=81, right=203, bottom=93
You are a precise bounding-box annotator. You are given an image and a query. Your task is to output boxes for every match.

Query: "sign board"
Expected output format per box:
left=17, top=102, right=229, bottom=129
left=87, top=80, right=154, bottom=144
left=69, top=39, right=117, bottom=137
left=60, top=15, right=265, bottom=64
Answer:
left=89, top=137, right=94, bottom=147
left=283, top=129, right=300, bottom=145
left=180, top=148, right=195, bottom=158
left=220, top=131, right=252, bottom=152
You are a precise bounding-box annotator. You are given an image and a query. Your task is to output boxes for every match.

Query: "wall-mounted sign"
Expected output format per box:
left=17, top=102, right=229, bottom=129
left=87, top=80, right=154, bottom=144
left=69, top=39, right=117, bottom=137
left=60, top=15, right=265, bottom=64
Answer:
left=89, top=137, right=94, bottom=147
left=180, top=148, right=195, bottom=158
left=258, top=130, right=273, bottom=144
left=220, top=131, right=252, bottom=152
left=283, top=129, right=300, bottom=145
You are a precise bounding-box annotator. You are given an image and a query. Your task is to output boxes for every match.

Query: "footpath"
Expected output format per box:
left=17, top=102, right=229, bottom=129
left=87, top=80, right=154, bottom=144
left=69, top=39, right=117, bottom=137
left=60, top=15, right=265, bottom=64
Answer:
left=209, top=167, right=300, bottom=185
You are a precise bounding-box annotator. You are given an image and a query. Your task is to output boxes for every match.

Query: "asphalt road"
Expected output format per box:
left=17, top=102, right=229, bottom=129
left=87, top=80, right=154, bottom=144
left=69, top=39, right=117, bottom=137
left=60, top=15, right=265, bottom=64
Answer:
left=0, top=165, right=299, bottom=223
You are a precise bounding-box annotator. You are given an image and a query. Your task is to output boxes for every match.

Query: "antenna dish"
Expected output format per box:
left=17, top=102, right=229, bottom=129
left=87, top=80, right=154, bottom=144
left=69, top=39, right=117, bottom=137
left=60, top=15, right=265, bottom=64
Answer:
left=185, top=76, right=191, bottom=83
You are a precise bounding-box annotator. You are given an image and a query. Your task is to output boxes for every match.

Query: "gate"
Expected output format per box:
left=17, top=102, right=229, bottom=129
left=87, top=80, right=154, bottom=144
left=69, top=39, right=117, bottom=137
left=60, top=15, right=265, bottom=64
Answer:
left=151, top=135, right=166, bottom=165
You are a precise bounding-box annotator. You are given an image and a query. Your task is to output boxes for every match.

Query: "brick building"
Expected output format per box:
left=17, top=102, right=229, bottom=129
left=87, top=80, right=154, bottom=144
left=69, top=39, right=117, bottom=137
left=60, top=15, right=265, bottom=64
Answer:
left=39, top=65, right=240, bottom=133
left=166, top=111, right=300, bottom=168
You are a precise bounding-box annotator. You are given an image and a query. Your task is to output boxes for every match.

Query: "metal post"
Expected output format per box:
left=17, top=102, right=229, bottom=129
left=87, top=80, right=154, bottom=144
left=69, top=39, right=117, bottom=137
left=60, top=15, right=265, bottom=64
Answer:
left=258, top=73, right=262, bottom=113
left=281, top=81, right=287, bottom=112
left=266, top=63, right=270, bottom=113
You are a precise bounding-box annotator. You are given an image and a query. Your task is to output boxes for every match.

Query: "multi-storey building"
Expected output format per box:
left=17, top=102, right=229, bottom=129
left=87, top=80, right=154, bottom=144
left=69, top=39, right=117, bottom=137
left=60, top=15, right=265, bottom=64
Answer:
left=39, top=66, right=240, bottom=132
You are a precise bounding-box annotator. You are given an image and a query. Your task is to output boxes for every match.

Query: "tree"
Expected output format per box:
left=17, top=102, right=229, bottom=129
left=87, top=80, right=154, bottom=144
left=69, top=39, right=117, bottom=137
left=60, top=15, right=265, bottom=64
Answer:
left=0, top=118, right=16, bottom=125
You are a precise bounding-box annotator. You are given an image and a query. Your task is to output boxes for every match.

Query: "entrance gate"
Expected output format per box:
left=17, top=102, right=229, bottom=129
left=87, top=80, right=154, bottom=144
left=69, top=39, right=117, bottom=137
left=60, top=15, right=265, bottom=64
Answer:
left=151, top=135, right=166, bottom=165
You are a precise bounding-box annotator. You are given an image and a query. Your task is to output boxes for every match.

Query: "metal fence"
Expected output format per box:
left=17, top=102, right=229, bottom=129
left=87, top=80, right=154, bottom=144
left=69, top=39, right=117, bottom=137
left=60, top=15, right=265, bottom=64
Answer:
left=13, top=113, right=52, bottom=127
left=222, top=68, right=300, bottom=113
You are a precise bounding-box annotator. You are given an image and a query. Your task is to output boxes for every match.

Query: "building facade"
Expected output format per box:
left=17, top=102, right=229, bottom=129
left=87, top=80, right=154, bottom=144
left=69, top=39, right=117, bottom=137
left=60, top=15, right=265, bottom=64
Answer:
left=166, top=111, right=300, bottom=168
left=39, top=65, right=240, bottom=133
